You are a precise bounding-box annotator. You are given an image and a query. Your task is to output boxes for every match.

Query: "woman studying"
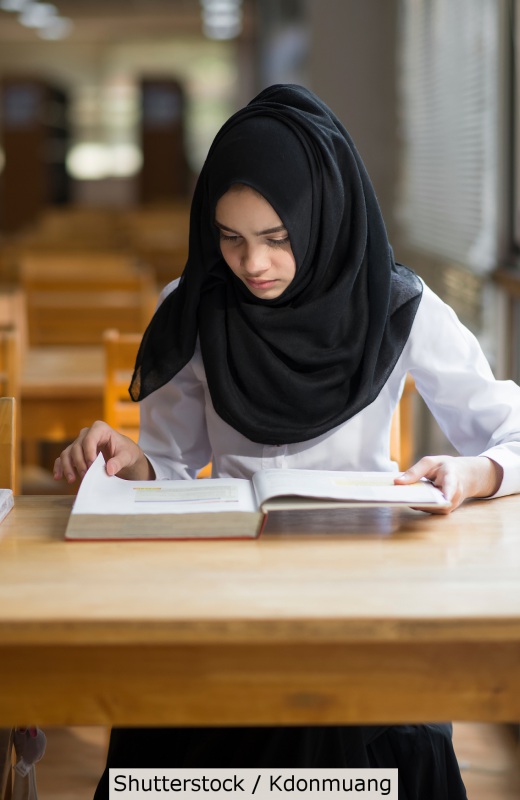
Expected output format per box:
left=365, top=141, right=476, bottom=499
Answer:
left=54, top=84, right=520, bottom=798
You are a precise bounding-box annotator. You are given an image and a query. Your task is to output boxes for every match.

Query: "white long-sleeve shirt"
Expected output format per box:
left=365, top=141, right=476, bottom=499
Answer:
left=138, top=280, right=520, bottom=498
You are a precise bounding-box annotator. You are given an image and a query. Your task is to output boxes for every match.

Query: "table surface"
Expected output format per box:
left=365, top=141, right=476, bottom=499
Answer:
left=1, top=494, right=519, bottom=726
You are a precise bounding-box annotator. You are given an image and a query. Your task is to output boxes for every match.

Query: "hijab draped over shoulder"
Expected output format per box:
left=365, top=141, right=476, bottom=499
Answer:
left=130, top=84, right=422, bottom=445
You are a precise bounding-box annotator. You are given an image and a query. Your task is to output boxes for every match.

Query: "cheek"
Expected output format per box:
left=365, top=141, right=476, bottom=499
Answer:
left=220, top=243, right=239, bottom=272
left=219, top=241, right=232, bottom=263
left=284, top=254, right=297, bottom=280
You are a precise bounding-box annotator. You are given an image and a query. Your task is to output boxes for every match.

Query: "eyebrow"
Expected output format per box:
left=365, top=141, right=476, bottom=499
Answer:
left=215, top=220, right=287, bottom=236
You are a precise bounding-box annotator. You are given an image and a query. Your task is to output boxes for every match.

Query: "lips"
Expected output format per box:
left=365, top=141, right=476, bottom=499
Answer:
left=246, top=279, right=277, bottom=289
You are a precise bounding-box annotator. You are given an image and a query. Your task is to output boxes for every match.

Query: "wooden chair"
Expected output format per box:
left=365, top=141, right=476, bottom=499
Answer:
left=390, top=374, right=416, bottom=470
left=121, top=204, right=190, bottom=284
left=0, top=397, right=16, bottom=493
left=103, top=330, right=142, bottom=443
left=0, top=306, right=25, bottom=490
left=0, top=288, right=28, bottom=361
left=103, top=329, right=414, bottom=475
left=20, top=253, right=158, bottom=346
left=34, top=207, right=122, bottom=246
left=19, top=250, right=138, bottom=280
left=103, top=329, right=211, bottom=477
left=0, top=333, right=21, bottom=494
left=0, top=329, right=20, bottom=400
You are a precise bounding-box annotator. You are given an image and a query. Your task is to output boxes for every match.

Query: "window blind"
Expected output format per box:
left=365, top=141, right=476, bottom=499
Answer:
left=397, top=0, right=501, bottom=274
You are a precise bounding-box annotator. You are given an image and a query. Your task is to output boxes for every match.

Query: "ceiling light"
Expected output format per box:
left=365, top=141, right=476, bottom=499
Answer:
left=66, top=143, right=111, bottom=181
left=199, top=0, right=242, bottom=40
left=38, top=15, right=73, bottom=39
left=0, top=0, right=29, bottom=11
left=109, top=143, right=143, bottom=178
left=202, top=20, right=242, bottom=40
left=203, top=9, right=241, bottom=24
left=200, top=0, right=242, bottom=9
left=19, top=2, right=57, bottom=28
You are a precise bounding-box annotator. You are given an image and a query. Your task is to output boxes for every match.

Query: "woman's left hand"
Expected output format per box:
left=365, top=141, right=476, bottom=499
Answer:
left=394, top=455, right=504, bottom=514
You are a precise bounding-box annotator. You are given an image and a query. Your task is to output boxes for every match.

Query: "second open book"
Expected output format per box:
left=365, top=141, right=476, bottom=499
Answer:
left=64, top=454, right=449, bottom=540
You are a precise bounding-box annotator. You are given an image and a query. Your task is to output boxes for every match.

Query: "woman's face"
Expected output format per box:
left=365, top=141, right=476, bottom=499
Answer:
left=215, top=185, right=296, bottom=300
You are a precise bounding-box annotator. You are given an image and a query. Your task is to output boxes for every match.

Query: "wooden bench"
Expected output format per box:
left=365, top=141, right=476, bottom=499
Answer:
left=121, top=204, right=190, bottom=284
left=20, top=253, right=158, bottom=346
left=34, top=207, right=122, bottom=245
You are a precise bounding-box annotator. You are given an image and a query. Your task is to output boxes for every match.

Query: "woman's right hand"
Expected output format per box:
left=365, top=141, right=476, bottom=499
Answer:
left=53, top=420, right=155, bottom=484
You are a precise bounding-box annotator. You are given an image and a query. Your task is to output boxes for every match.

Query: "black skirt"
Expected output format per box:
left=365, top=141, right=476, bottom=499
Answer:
left=93, top=724, right=467, bottom=799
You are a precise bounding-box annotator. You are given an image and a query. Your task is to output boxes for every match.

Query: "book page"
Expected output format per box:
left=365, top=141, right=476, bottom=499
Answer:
left=72, top=454, right=258, bottom=515
left=0, top=488, right=14, bottom=526
left=252, top=469, right=449, bottom=508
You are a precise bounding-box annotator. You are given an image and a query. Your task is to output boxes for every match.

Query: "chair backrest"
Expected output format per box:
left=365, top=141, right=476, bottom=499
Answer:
left=390, top=374, right=416, bottom=470
left=20, top=252, right=157, bottom=346
left=103, top=326, right=411, bottom=475
left=0, top=397, right=17, bottom=493
left=20, top=250, right=138, bottom=280
left=103, top=329, right=142, bottom=443
left=0, top=329, right=20, bottom=400
left=0, top=287, right=28, bottom=361
left=121, top=204, right=190, bottom=284
left=102, top=329, right=212, bottom=477
left=0, top=330, right=20, bottom=494
left=389, top=408, right=401, bottom=467
left=35, top=206, right=121, bottom=245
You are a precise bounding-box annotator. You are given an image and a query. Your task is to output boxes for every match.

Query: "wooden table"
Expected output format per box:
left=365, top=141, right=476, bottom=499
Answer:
left=20, top=345, right=104, bottom=455
left=1, top=495, right=520, bottom=727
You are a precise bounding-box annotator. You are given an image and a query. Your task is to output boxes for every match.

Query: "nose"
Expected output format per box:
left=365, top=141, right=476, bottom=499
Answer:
left=241, top=245, right=268, bottom=275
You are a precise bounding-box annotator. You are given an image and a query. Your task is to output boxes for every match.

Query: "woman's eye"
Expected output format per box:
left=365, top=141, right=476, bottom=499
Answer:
left=267, top=237, right=290, bottom=248
left=219, top=233, right=241, bottom=243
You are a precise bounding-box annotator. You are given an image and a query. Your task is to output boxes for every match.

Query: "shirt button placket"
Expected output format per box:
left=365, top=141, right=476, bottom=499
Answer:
left=262, top=444, right=288, bottom=469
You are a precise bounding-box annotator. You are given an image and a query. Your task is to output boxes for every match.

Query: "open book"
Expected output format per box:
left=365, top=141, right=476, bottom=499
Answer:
left=64, top=454, right=449, bottom=541
left=0, top=489, right=14, bottom=526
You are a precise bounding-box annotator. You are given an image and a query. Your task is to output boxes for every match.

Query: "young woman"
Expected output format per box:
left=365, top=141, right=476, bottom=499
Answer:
left=55, top=84, right=520, bottom=799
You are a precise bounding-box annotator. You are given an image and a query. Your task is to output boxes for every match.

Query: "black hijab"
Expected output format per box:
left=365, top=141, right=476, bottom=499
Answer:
left=130, top=84, right=422, bottom=445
